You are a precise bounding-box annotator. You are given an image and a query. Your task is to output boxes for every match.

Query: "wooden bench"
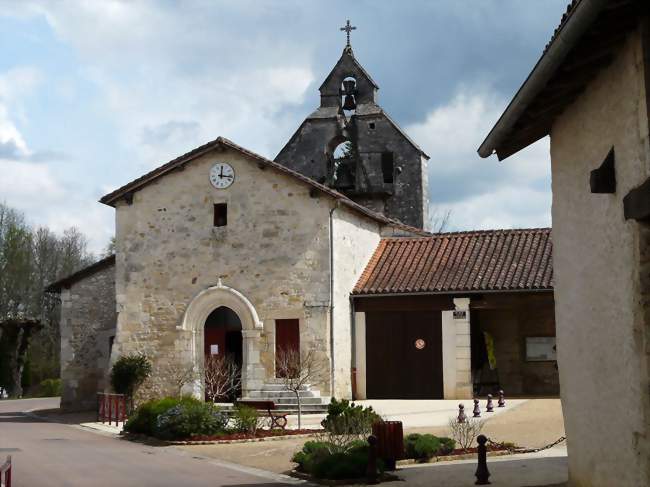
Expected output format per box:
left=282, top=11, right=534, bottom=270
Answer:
left=237, top=400, right=288, bottom=430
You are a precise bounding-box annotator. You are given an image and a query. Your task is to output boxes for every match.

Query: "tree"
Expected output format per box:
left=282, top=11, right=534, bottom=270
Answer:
left=276, top=348, right=327, bottom=429
left=159, top=353, right=199, bottom=398
left=204, top=354, right=241, bottom=402
left=428, top=207, right=452, bottom=234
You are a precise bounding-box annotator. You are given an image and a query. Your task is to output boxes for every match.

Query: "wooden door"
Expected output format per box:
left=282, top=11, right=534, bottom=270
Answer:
left=365, top=310, right=443, bottom=399
left=275, top=319, right=300, bottom=377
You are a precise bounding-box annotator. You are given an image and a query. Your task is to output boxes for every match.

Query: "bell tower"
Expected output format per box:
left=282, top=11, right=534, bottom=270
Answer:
left=275, top=21, right=429, bottom=229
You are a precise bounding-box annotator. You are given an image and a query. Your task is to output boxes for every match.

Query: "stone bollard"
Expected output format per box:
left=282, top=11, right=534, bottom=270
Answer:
left=475, top=434, right=491, bottom=485
left=473, top=398, right=481, bottom=417
left=458, top=404, right=467, bottom=423
left=366, top=435, right=379, bottom=484
left=486, top=394, right=494, bottom=413
left=498, top=390, right=505, bottom=408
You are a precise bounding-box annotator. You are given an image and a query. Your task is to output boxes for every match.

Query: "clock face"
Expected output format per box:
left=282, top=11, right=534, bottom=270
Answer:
left=209, top=162, right=235, bottom=189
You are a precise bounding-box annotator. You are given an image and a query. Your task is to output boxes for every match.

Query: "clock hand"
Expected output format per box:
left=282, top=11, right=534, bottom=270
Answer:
left=219, top=166, right=224, bottom=178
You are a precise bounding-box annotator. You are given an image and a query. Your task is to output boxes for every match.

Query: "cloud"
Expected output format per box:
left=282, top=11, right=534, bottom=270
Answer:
left=406, top=87, right=552, bottom=231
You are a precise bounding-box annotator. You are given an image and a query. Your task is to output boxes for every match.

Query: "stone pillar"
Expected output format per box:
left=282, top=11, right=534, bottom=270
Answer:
left=241, top=329, right=265, bottom=395
left=441, top=309, right=457, bottom=398
left=354, top=311, right=367, bottom=399
left=453, top=297, right=473, bottom=398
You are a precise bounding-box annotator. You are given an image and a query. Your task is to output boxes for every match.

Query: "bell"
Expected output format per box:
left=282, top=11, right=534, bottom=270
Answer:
left=342, top=79, right=356, bottom=95
left=342, top=94, right=356, bottom=110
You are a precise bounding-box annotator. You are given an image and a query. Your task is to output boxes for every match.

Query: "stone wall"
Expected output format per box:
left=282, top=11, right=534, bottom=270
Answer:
left=111, top=146, right=389, bottom=400
left=60, top=264, right=116, bottom=411
left=476, top=293, right=558, bottom=397
left=550, top=27, right=650, bottom=487
left=331, top=209, right=381, bottom=398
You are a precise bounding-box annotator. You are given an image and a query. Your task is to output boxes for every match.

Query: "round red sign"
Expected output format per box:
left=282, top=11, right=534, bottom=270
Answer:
left=415, top=339, right=426, bottom=350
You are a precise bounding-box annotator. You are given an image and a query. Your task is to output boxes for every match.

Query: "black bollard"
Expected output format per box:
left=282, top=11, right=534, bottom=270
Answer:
left=486, top=394, right=494, bottom=413
left=498, top=390, right=505, bottom=408
left=366, top=435, right=379, bottom=484
left=458, top=403, right=467, bottom=423
left=475, top=434, right=491, bottom=485
left=473, top=398, right=481, bottom=417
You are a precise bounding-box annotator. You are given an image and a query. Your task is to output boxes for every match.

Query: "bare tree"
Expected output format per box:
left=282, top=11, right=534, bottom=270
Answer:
left=204, top=355, right=241, bottom=402
left=428, top=207, right=452, bottom=234
left=276, top=348, right=327, bottom=429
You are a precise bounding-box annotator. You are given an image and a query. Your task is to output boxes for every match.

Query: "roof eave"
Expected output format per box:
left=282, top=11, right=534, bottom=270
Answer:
left=477, top=0, right=609, bottom=159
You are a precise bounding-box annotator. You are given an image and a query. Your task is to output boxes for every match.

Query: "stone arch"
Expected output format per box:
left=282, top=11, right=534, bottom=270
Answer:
left=181, top=281, right=265, bottom=398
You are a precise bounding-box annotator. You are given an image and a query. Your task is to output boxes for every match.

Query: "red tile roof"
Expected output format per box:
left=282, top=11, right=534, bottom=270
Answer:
left=354, top=228, right=552, bottom=295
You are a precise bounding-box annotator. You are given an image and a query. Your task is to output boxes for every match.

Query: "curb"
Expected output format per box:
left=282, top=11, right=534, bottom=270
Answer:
left=162, top=432, right=322, bottom=446
left=397, top=449, right=512, bottom=465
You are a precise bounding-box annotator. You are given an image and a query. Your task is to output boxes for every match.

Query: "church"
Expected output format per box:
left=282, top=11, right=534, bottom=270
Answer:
left=48, top=27, right=558, bottom=411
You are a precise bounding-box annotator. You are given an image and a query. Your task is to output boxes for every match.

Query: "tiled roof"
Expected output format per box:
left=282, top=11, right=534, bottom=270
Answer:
left=353, top=228, right=553, bottom=295
left=99, top=136, right=428, bottom=236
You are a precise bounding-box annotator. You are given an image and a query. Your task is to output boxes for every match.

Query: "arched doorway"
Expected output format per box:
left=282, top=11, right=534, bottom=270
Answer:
left=181, top=281, right=265, bottom=399
left=204, top=306, right=242, bottom=400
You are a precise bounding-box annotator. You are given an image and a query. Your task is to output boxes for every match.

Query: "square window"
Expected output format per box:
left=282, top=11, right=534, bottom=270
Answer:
left=214, top=203, right=227, bottom=227
left=368, top=122, right=376, bottom=130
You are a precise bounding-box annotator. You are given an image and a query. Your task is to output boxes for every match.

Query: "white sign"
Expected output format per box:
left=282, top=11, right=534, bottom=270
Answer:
left=210, top=344, right=219, bottom=355
left=525, top=337, right=556, bottom=361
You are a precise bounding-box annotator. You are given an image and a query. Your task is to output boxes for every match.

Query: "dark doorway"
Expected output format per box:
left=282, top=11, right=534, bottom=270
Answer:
left=275, top=319, right=300, bottom=377
left=204, top=306, right=242, bottom=398
left=365, top=310, right=443, bottom=399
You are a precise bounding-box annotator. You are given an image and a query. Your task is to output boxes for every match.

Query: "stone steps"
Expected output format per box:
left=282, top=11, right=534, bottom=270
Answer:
left=238, top=381, right=330, bottom=413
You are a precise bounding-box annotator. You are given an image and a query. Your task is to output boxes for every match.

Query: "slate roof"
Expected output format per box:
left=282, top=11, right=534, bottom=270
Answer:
left=45, top=254, right=116, bottom=293
left=353, top=228, right=553, bottom=295
left=99, top=136, right=428, bottom=236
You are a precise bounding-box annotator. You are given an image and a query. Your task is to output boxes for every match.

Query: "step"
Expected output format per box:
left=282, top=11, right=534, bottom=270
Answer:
left=273, top=397, right=326, bottom=405
left=246, top=390, right=320, bottom=399
left=260, top=383, right=313, bottom=392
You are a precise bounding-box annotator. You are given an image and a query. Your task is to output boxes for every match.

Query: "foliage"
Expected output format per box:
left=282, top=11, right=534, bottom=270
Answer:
left=38, top=378, right=62, bottom=397
left=448, top=417, right=485, bottom=450
left=0, top=203, right=95, bottom=393
left=110, top=353, right=152, bottom=398
left=292, top=439, right=384, bottom=480
left=275, top=348, right=327, bottom=429
left=321, top=398, right=381, bottom=436
left=404, top=433, right=455, bottom=460
left=125, top=397, right=192, bottom=435
left=204, top=354, right=241, bottom=402
left=154, top=400, right=227, bottom=440
left=158, top=353, right=199, bottom=398
left=232, top=404, right=260, bottom=435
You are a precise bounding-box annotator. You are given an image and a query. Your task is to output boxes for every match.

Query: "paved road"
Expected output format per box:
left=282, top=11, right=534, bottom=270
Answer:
left=0, top=398, right=303, bottom=487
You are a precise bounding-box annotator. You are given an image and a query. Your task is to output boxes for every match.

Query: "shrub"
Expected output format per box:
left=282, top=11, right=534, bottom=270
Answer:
left=403, top=433, right=455, bottom=460
left=38, top=378, right=62, bottom=397
left=154, top=401, right=226, bottom=440
left=292, top=440, right=383, bottom=480
left=448, top=417, right=485, bottom=450
left=233, top=404, right=260, bottom=435
left=321, top=398, right=382, bottom=436
left=110, top=353, right=152, bottom=399
left=438, top=437, right=456, bottom=455
left=125, top=397, right=195, bottom=435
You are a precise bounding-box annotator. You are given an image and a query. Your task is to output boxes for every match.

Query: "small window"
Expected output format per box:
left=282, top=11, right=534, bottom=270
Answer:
left=108, top=336, right=115, bottom=356
left=368, top=122, right=375, bottom=130
left=213, top=203, right=227, bottom=227
left=381, top=152, right=394, bottom=184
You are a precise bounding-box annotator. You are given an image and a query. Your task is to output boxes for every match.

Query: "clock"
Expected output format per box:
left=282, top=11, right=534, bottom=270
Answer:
left=209, top=162, right=235, bottom=189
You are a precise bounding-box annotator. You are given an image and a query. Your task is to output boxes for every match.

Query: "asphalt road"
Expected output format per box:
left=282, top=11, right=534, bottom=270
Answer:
left=0, top=397, right=304, bottom=487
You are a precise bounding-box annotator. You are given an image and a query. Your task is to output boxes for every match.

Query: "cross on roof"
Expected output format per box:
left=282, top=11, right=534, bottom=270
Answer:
left=340, top=20, right=356, bottom=48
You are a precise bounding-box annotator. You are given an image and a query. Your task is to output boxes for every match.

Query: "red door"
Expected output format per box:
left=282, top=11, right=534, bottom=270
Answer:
left=275, top=319, right=299, bottom=377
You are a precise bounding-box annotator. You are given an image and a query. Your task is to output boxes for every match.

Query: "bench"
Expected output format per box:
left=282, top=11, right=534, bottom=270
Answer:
left=237, top=400, right=288, bottom=430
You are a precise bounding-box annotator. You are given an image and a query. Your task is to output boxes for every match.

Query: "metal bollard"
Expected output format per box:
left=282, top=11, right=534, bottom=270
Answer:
left=366, top=435, right=379, bottom=484
left=473, top=398, right=481, bottom=417
left=498, top=390, right=505, bottom=408
left=486, top=394, right=494, bottom=413
left=475, top=434, right=491, bottom=485
left=458, top=403, right=467, bottom=423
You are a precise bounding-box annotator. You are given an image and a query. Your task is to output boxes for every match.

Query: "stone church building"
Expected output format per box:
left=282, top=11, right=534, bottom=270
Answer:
left=48, top=36, right=558, bottom=411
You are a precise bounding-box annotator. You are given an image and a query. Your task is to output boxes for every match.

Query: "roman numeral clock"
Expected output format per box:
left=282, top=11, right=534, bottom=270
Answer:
left=209, top=162, right=235, bottom=189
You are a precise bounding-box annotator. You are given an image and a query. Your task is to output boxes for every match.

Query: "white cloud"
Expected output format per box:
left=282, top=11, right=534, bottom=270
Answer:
left=407, top=87, right=552, bottom=231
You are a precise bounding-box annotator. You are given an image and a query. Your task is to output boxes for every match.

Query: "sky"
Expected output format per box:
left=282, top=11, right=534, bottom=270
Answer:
left=0, top=1, right=567, bottom=254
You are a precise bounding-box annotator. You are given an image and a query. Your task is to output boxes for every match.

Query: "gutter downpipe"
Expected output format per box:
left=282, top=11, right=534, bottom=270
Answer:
left=328, top=202, right=339, bottom=398
left=477, top=0, right=609, bottom=159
